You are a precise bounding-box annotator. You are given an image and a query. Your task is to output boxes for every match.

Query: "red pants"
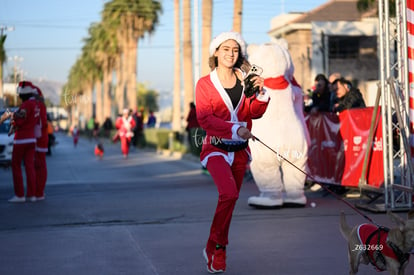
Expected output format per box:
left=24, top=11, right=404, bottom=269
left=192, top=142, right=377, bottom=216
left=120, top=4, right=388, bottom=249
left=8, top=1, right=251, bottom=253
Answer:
left=35, top=151, right=47, bottom=197
left=120, top=137, right=131, bottom=156
left=11, top=142, right=36, bottom=197
left=205, top=151, right=248, bottom=253
left=73, top=136, right=78, bottom=146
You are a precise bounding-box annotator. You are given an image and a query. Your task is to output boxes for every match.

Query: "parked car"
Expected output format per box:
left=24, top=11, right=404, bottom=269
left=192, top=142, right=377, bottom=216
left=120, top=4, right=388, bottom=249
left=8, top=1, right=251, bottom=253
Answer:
left=0, top=109, right=14, bottom=166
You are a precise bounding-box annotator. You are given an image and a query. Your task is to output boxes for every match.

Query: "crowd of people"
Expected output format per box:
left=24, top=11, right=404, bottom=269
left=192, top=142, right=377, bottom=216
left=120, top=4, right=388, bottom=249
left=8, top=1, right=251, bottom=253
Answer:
left=70, top=107, right=155, bottom=159
left=304, top=73, right=366, bottom=114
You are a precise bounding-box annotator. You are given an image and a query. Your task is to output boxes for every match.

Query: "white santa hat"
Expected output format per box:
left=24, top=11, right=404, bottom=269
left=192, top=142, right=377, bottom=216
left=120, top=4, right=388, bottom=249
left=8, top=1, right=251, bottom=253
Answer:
left=17, top=81, right=37, bottom=95
left=209, top=31, right=247, bottom=57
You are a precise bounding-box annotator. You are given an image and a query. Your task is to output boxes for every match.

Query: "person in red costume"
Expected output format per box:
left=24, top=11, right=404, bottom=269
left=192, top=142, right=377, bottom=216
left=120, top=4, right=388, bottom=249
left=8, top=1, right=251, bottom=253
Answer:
left=8, top=81, right=39, bottom=203
left=115, top=109, right=136, bottom=159
left=33, top=85, right=48, bottom=201
left=196, top=31, right=269, bottom=273
left=71, top=125, right=80, bottom=147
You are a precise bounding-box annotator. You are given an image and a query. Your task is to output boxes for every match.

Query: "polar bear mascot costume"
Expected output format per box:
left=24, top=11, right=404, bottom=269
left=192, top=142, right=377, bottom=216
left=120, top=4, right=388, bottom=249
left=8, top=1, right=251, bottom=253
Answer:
left=247, top=41, right=310, bottom=208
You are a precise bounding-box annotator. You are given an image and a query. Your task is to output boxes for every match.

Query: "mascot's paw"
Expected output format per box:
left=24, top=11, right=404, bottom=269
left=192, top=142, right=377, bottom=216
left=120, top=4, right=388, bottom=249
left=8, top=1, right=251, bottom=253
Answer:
left=283, top=191, right=307, bottom=207
left=248, top=192, right=283, bottom=209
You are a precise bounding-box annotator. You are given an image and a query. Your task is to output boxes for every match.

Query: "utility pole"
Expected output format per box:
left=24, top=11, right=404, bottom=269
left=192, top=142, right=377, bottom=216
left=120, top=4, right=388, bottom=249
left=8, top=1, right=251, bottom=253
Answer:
left=9, top=55, right=23, bottom=106
left=193, top=0, right=200, bottom=83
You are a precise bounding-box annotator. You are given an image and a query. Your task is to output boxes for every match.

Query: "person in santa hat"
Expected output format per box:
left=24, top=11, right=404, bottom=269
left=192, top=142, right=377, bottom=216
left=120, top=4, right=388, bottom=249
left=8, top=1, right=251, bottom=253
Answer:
left=33, top=85, right=48, bottom=201
left=71, top=125, right=80, bottom=147
left=196, top=31, right=269, bottom=273
left=8, top=81, right=40, bottom=203
left=115, top=109, right=136, bottom=159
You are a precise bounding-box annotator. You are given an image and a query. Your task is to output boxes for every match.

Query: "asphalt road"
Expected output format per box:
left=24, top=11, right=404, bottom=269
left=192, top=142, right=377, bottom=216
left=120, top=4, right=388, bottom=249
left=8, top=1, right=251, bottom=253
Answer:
left=0, top=131, right=412, bottom=275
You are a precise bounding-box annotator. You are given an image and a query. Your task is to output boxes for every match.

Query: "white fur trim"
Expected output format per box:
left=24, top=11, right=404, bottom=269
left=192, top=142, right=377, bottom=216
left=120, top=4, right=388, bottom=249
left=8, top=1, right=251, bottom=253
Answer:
left=210, top=69, right=247, bottom=142
left=256, top=89, right=270, bottom=102
left=210, top=69, right=234, bottom=112
left=35, top=147, right=48, bottom=152
left=201, top=152, right=235, bottom=167
left=17, top=85, right=36, bottom=95
left=231, top=124, right=242, bottom=140
left=209, top=31, right=246, bottom=57
left=14, top=138, right=36, bottom=144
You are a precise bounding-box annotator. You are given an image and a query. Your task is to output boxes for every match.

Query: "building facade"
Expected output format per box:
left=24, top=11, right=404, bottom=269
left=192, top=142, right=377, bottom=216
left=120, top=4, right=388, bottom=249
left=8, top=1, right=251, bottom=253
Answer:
left=268, top=0, right=379, bottom=104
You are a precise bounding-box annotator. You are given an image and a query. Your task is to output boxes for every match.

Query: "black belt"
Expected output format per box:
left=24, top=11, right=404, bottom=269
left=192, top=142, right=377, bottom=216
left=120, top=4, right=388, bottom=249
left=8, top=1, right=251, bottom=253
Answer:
left=212, top=140, right=248, bottom=152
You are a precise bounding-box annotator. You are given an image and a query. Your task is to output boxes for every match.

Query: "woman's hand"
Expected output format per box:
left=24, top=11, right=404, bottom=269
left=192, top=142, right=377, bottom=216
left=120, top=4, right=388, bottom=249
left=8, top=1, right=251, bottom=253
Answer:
left=237, top=126, right=253, bottom=140
left=251, top=75, right=265, bottom=95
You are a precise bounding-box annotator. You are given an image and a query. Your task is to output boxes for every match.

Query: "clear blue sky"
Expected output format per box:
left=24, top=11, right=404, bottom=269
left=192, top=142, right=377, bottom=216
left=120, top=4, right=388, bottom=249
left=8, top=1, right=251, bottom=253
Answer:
left=1, top=0, right=327, bottom=93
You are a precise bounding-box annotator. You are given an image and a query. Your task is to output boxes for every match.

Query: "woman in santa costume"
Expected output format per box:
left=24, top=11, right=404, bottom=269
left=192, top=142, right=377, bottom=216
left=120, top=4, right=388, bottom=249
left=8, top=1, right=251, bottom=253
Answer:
left=33, top=86, right=48, bottom=201
left=115, top=109, right=136, bottom=159
left=196, top=31, right=269, bottom=273
left=8, top=81, right=39, bottom=203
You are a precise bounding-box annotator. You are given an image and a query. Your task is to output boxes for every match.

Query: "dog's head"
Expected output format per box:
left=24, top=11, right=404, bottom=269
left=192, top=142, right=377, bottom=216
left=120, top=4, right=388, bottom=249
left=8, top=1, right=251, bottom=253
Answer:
left=387, top=210, right=414, bottom=253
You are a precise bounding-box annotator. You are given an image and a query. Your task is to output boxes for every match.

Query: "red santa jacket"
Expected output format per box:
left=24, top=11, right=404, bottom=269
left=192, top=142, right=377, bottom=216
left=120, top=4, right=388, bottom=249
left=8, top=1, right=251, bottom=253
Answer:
left=13, top=97, right=39, bottom=145
left=195, top=69, right=269, bottom=166
left=115, top=116, right=136, bottom=139
left=36, top=99, right=48, bottom=152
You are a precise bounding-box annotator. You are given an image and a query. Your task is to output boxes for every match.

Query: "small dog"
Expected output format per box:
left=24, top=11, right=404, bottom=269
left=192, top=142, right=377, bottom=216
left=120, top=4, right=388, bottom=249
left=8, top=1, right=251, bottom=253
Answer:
left=340, top=211, right=414, bottom=274
left=94, top=143, right=104, bottom=159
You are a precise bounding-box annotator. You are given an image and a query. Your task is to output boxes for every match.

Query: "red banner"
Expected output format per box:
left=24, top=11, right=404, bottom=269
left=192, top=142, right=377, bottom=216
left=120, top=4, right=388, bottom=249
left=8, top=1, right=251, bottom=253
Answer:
left=305, top=107, right=384, bottom=188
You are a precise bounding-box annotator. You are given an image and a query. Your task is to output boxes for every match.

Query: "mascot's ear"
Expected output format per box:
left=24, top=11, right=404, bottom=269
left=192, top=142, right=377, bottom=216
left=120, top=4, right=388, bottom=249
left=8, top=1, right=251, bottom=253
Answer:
left=270, top=38, right=289, bottom=51
left=247, top=44, right=259, bottom=59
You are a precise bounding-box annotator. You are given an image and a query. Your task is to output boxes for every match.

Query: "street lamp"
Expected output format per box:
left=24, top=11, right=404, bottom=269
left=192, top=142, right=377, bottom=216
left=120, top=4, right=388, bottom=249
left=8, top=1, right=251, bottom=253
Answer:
left=0, top=25, right=15, bottom=36
left=8, top=55, right=23, bottom=106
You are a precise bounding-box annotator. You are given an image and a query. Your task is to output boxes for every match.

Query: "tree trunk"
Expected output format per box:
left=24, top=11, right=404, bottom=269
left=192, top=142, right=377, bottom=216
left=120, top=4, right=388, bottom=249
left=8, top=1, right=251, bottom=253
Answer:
left=127, top=38, right=138, bottom=111
left=103, top=59, right=113, bottom=121
left=87, top=85, right=94, bottom=122
left=182, top=0, right=195, bottom=118
left=172, top=0, right=182, bottom=131
left=115, top=52, right=125, bottom=115
left=95, top=78, right=103, bottom=125
left=233, top=0, right=242, bottom=33
left=201, top=0, right=212, bottom=77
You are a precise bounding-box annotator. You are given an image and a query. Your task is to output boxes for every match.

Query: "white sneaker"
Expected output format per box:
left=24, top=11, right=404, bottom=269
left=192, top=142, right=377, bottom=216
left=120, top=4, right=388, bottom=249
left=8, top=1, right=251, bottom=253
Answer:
left=283, top=191, right=307, bottom=206
left=27, top=196, right=37, bottom=202
left=8, top=196, right=26, bottom=203
left=248, top=192, right=283, bottom=208
left=36, top=196, right=45, bottom=201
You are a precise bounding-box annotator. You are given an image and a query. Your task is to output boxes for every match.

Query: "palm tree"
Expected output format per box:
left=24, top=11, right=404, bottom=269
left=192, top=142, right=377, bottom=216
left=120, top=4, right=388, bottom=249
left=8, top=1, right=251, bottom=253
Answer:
left=182, top=0, right=195, bottom=117
left=85, top=24, right=104, bottom=123
left=87, top=22, right=119, bottom=122
left=102, top=0, right=162, bottom=111
left=201, top=0, right=212, bottom=77
left=0, top=34, right=7, bottom=102
left=79, top=43, right=102, bottom=123
left=64, top=39, right=101, bottom=128
left=233, top=0, right=242, bottom=33
left=172, top=0, right=181, bottom=131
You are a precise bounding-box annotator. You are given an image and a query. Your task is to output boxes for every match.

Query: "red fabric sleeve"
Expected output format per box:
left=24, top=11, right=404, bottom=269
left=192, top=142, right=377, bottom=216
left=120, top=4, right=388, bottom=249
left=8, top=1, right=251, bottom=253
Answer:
left=195, top=77, right=233, bottom=139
